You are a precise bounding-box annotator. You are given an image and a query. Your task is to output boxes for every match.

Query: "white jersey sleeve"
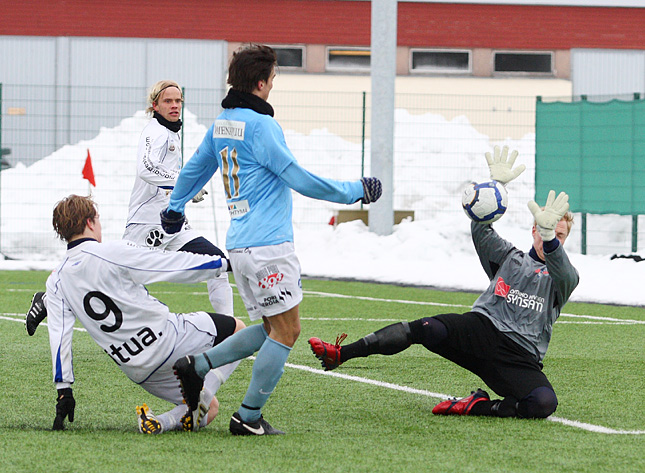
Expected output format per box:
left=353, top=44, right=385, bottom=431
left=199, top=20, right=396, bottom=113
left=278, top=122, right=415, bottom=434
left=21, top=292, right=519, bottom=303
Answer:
left=46, top=274, right=78, bottom=388
left=46, top=239, right=228, bottom=384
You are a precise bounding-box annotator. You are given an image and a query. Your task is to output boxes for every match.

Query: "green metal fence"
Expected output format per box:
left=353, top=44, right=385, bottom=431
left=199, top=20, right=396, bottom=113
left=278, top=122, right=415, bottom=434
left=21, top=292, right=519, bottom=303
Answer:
left=0, top=84, right=641, bottom=260
left=536, top=95, right=645, bottom=254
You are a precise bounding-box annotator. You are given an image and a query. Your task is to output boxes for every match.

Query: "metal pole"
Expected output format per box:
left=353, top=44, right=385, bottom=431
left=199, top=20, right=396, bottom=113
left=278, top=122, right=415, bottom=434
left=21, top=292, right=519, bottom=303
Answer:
left=369, top=0, right=397, bottom=235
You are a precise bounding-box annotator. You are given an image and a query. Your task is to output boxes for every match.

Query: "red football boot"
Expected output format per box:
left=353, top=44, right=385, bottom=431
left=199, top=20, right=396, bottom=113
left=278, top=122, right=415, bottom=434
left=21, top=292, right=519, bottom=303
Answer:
left=308, top=333, right=347, bottom=371
left=432, top=388, right=490, bottom=415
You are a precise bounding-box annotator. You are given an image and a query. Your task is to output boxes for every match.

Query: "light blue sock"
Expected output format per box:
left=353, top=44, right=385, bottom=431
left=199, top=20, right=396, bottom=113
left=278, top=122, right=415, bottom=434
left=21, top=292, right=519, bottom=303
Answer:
left=194, top=324, right=268, bottom=378
left=238, top=337, right=292, bottom=423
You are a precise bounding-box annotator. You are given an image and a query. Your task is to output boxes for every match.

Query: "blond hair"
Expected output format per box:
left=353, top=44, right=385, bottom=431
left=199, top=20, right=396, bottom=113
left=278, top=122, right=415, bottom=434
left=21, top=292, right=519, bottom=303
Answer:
left=146, top=80, right=183, bottom=116
left=561, top=211, right=574, bottom=235
left=52, top=195, right=98, bottom=242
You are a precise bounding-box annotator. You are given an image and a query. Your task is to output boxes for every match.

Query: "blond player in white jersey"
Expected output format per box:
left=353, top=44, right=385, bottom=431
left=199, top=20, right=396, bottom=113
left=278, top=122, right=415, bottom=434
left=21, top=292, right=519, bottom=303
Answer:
left=45, top=195, right=244, bottom=433
left=124, top=80, right=233, bottom=315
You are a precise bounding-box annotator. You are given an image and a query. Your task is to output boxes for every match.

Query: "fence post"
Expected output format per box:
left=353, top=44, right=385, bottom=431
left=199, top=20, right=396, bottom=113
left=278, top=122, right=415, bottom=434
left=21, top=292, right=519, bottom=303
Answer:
left=360, top=90, right=366, bottom=210
left=581, top=213, right=587, bottom=255
left=0, top=83, right=3, bottom=258
left=632, top=93, right=640, bottom=253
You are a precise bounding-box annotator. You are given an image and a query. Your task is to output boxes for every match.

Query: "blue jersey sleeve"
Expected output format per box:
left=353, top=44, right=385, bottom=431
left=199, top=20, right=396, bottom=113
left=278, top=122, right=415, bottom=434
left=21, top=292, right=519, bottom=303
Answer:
left=254, top=116, right=299, bottom=176
left=169, top=125, right=220, bottom=213
left=279, top=162, right=364, bottom=204
left=254, top=116, right=363, bottom=204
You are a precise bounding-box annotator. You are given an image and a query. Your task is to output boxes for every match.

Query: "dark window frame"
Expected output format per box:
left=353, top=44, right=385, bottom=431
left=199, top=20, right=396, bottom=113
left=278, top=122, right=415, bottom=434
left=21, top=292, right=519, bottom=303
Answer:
left=271, top=45, right=305, bottom=70
left=493, top=51, right=554, bottom=75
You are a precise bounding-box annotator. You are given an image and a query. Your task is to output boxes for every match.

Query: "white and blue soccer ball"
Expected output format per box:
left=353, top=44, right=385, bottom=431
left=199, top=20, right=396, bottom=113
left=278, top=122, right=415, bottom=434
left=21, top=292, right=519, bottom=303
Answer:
left=462, top=180, right=508, bottom=224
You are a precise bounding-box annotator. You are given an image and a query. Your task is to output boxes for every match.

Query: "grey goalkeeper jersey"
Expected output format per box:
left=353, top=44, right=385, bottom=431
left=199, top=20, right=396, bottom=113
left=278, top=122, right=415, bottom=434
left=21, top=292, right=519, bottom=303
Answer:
left=470, top=222, right=579, bottom=362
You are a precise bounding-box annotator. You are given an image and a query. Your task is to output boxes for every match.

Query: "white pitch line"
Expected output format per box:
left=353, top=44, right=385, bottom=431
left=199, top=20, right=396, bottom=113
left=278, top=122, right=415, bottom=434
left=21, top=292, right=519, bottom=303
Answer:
left=2, top=316, right=637, bottom=436
left=282, top=360, right=645, bottom=435
left=304, top=289, right=471, bottom=308
left=7, top=286, right=645, bottom=325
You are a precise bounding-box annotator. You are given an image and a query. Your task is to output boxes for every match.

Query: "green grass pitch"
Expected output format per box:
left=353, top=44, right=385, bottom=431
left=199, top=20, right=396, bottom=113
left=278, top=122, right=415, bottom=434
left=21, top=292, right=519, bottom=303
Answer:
left=0, top=270, right=643, bottom=473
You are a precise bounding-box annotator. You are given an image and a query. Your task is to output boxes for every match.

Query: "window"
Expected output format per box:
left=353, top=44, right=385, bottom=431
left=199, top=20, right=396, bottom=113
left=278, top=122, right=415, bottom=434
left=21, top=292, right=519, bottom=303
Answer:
left=272, top=46, right=305, bottom=70
left=327, top=47, right=370, bottom=71
left=494, top=52, right=553, bottom=74
left=410, top=49, right=471, bottom=74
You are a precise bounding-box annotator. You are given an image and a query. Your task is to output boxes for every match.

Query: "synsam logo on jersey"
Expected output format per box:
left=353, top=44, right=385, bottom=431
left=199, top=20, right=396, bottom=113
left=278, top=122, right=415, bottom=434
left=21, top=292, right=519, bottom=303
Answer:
left=494, top=277, right=544, bottom=311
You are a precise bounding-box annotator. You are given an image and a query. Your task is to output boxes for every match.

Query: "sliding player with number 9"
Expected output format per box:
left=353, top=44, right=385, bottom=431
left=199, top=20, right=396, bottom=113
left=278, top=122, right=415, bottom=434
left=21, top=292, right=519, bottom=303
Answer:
left=45, top=194, right=245, bottom=433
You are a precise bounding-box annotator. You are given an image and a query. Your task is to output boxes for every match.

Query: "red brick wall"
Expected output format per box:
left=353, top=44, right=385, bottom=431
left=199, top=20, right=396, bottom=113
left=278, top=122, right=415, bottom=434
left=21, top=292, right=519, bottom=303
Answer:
left=1, top=1, right=644, bottom=50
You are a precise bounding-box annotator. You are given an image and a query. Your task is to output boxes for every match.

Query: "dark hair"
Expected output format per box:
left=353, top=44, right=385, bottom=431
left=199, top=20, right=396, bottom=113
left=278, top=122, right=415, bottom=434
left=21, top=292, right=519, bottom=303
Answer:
left=227, top=44, right=277, bottom=93
left=52, top=194, right=98, bottom=242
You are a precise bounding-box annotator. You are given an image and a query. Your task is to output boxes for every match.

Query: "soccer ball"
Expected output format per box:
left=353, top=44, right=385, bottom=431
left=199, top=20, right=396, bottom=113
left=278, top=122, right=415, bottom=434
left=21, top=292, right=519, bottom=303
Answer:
left=462, top=181, right=508, bottom=223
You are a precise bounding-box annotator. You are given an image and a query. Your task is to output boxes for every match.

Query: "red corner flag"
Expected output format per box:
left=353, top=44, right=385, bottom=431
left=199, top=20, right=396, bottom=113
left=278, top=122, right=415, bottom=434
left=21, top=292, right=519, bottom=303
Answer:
left=82, top=149, right=96, bottom=187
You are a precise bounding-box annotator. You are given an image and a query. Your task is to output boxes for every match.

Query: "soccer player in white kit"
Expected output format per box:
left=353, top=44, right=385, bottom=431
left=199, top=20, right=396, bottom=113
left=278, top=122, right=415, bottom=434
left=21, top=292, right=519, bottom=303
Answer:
left=124, top=80, right=233, bottom=315
left=45, top=195, right=244, bottom=433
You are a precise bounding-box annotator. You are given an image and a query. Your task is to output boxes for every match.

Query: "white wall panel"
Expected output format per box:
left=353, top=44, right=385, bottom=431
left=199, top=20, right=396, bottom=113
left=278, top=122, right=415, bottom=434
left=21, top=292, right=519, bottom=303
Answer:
left=0, top=36, right=228, bottom=165
left=572, top=49, right=645, bottom=100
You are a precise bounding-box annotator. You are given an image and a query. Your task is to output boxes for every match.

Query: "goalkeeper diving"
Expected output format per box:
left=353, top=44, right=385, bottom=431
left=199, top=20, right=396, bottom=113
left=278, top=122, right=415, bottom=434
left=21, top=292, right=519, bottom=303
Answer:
left=309, top=146, right=579, bottom=419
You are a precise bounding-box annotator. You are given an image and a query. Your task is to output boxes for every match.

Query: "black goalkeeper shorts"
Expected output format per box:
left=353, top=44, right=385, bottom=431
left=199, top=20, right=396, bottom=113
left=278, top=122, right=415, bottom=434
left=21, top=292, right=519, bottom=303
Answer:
left=430, top=311, right=553, bottom=400
left=208, top=312, right=237, bottom=346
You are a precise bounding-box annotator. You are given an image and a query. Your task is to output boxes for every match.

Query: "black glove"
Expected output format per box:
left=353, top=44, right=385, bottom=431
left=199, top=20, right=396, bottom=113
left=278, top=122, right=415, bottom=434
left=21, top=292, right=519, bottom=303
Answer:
left=160, top=208, right=186, bottom=234
left=52, top=388, right=75, bottom=431
left=360, top=177, right=382, bottom=204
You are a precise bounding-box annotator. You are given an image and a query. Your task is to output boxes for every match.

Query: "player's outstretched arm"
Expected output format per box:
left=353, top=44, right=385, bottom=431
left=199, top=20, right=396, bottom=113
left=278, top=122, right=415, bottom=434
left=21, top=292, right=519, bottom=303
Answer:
left=278, top=162, right=380, bottom=204
left=485, top=145, right=526, bottom=185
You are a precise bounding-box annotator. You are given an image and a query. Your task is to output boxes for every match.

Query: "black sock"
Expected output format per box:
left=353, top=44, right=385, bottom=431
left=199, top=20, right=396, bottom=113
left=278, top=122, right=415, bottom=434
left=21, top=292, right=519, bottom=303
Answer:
left=340, top=339, right=369, bottom=362
left=469, top=398, right=518, bottom=417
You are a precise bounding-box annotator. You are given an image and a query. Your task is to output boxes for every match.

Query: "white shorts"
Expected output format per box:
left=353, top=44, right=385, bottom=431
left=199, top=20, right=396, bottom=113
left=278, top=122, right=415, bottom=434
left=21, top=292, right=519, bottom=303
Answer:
left=123, top=223, right=201, bottom=251
left=229, top=242, right=303, bottom=321
left=138, top=311, right=233, bottom=405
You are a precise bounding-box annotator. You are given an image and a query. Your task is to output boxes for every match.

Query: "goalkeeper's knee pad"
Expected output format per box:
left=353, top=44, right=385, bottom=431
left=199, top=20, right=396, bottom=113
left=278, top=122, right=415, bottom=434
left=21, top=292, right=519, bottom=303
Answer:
left=363, top=322, right=412, bottom=355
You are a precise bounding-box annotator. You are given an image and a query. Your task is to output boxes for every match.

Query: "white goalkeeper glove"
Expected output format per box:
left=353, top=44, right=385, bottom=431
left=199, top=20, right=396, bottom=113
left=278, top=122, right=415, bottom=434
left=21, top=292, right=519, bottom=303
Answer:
left=192, top=188, right=208, bottom=203
left=527, top=190, right=570, bottom=241
left=485, top=145, right=526, bottom=185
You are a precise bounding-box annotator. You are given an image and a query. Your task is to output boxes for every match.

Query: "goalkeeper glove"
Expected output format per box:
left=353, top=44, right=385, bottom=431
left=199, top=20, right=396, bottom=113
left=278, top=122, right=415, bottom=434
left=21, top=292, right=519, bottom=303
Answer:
left=485, top=145, right=526, bottom=185
left=192, top=188, right=208, bottom=203
left=52, top=388, right=75, bottom=431
left=160, top=208, right=186, bottom=234
left=359, top=177, right=382, bottom=204
left=527, top=190, right=570, bottom=241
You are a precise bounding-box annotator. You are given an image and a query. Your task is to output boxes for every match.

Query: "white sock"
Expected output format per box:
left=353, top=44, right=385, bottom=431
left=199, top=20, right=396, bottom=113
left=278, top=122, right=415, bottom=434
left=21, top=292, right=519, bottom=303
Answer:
left=204, top=360, right=241, bottom=393
left=207, top=273, right=234, bottom=315
left=156, top=404, right=189, bottom=432
left=156, top=388, right=215, bottom=431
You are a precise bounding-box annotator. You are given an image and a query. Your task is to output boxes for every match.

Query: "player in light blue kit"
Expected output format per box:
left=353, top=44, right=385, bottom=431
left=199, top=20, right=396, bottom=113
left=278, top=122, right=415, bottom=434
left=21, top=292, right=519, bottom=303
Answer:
left=161, top=44, right=382, bottom=435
